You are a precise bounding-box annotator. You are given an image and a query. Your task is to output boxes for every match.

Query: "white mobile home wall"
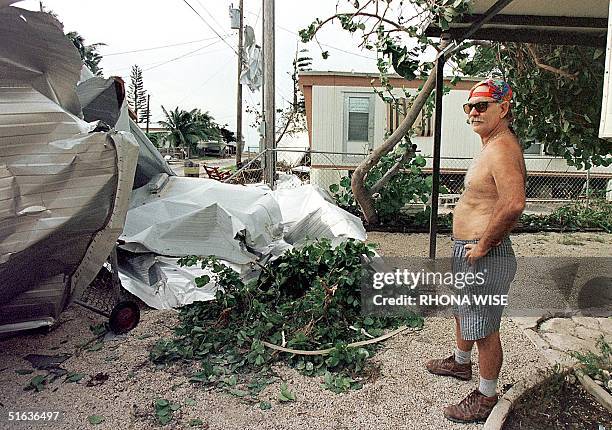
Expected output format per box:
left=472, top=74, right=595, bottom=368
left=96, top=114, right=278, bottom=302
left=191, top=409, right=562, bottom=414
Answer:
left=310, top=82, right=612, bottom=193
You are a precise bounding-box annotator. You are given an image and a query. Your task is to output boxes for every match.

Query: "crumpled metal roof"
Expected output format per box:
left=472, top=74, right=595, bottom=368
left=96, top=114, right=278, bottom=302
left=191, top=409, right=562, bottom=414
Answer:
left=0, top=3, right=369, bottom=321
left=120, top=175, right=283, bottom=264
left=0, top=5, right=139, bottom=331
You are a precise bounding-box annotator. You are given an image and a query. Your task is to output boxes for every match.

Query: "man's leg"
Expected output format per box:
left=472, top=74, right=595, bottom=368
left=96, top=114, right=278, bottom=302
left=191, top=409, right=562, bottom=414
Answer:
left=443, top=330, right=501, bottom=423
left=475, top=330, right=502, bottom=397
left=425, top=316, right=473, bottom=380
left=455, top=315, right=474, bottom=361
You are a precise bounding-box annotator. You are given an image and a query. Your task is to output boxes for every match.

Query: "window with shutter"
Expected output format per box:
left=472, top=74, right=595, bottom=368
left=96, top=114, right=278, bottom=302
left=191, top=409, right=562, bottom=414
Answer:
left=347, top=97, right=370, bottom=142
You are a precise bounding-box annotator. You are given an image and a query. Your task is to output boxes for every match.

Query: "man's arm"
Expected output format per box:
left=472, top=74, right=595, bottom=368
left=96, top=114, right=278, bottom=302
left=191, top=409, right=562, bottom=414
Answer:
left=465, top=140, right=525, bottom=263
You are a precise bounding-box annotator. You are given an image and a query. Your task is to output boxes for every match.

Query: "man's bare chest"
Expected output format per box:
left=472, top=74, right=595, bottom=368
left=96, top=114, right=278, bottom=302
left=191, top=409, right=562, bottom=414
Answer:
left=463, top=156, right=496, bottom=195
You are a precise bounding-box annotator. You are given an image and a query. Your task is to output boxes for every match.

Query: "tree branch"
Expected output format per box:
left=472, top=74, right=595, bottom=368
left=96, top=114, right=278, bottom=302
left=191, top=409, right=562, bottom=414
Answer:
left=351, top=66, right=438, bottom=223
left=526, top=44, right=578, bottom=80
left=350, top=0, right=375, bottom=21
left=369, top=144, right=416, bottom=195
left=309, top=11, right=408, bottom=40
left=275, top=110, right=295, bottom=145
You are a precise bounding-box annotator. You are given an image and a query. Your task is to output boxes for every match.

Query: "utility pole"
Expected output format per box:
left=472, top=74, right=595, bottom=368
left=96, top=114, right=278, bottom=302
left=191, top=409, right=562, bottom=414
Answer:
left=429, top=34, right=451, bottom=260
left=263, top=0, right=275, bottom=188
left=235, top=0, right=244, bottom=167
left=146, top=94, right=150, bottom=133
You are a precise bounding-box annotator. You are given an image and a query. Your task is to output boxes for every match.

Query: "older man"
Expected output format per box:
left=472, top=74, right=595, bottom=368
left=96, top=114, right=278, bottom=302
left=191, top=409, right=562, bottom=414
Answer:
left=425, top=78, right=526, bottom=423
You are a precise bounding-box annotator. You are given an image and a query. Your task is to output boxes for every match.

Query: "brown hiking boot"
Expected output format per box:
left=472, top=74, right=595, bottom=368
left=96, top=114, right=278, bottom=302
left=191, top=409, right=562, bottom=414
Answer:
left=443, top=389, right=498, bottom=423
left=425, top=354, right=472, bottom=380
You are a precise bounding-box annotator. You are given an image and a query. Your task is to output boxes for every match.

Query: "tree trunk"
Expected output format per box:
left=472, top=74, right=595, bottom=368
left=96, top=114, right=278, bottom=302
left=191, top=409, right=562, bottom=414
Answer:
left=351, top=66, right=438, bottom=224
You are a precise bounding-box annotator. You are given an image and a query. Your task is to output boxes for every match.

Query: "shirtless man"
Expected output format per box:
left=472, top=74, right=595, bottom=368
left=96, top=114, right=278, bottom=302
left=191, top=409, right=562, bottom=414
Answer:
left=425, top=78, right=526, bottom=423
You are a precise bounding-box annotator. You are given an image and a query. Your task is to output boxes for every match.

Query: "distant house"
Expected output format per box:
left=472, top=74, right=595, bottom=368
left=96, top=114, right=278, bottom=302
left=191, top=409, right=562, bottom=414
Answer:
left=299, top=71, right=612, bottom=199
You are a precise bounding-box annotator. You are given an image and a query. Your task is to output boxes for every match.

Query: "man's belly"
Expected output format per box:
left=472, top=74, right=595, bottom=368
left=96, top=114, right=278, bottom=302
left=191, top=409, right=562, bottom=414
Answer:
left=452, top=199, right=494, bottom=239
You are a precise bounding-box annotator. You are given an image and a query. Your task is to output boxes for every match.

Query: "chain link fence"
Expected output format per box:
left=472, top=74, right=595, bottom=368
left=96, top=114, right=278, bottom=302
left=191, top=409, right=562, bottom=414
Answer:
left=424, top=156, right=612, bottom=213
left=222, top=149, right=611, bottom=214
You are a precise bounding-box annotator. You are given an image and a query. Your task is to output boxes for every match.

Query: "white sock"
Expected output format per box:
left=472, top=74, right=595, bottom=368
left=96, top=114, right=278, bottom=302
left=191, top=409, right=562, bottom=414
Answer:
left=479, top=377, right=498, bottom=397
left=454, top=347, right=472, bottom=364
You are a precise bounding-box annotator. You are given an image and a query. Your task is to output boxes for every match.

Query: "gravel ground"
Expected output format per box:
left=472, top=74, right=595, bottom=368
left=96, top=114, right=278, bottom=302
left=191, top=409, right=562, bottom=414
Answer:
left=0, top=232, right=609, bottom=430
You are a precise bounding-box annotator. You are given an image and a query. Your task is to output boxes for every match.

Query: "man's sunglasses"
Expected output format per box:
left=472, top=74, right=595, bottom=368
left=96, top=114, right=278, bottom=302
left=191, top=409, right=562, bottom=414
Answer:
left=462, top=101, right=498, bottom=114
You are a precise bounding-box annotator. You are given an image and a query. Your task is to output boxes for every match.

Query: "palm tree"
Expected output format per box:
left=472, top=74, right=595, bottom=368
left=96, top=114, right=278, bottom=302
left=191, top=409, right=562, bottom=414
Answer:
left=159, top=107, right=210, bottom=158
left=66, top=31, right=105, bottom=76
left=192, top=110, right=222, bottom=141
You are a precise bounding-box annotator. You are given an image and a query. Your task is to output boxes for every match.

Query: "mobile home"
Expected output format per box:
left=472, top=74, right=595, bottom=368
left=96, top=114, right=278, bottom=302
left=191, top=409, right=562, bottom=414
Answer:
left=300, top=71, right=612, bottom=199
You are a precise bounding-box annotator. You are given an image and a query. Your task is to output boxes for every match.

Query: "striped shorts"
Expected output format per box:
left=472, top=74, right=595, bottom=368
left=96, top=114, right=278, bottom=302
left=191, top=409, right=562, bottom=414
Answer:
left=452, top=237, right=517, bottom=341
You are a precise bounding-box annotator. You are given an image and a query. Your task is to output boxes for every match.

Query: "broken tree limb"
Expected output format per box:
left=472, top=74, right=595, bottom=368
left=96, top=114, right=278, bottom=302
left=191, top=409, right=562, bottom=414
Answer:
left=350, top=67, right=438, bottom=224
left=261, top=325, right=410, bottom=356
left=368, top=144, right=417, bottom=195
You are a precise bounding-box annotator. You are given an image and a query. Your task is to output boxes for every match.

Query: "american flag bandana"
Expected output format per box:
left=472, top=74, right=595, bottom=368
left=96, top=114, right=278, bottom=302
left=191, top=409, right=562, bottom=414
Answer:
left=468, top=78, right=513, bottom=102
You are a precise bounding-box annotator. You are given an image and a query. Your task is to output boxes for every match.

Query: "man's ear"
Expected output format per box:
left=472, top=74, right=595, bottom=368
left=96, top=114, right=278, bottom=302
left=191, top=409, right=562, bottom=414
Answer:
left=499, top=101, right=510, bottom=119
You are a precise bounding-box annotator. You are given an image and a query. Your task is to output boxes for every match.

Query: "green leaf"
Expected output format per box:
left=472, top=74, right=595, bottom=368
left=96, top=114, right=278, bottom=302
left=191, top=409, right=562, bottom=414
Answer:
left=195, top=275, right=210, bottom=288
left=439, top=18, right=449, bottom=31
left=25, top=374, right=47, bottom=392
left=158, top=415, right=172, bottom=425
left=65, top=372, right=87, bottom=383
left=88, top=415, right=105, bottom=425
left=185, top=398, right=197, bottom=406
left=89, top=323, right=107, bottom=336
left=189, top=419, right=204, bottom=427
left=155, top=399, right=170, bottom=408
left=228, top=388, right=248, bottom=397
left=594, top=48, right=604, bottom=59
left=260, top=401, right=272, bottom=410
left=278, top=383, right=296, bottom=402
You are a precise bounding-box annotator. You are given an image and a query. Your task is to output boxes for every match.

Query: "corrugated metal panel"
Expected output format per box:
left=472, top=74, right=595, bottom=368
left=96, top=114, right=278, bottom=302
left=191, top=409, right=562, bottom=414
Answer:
left=0, top=86, right=118, bottom=303
left=0, top=7, right=83, bottom=116
left=0, top=274, right=67, bottom=327
left=311, top=86, right=339, bottom=153
left=0, top=5, right=140, bottom=331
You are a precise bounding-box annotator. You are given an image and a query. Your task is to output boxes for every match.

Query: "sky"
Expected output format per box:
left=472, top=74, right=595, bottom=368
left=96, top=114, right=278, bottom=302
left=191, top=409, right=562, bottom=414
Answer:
left=16, top=0, right=386, bottom=150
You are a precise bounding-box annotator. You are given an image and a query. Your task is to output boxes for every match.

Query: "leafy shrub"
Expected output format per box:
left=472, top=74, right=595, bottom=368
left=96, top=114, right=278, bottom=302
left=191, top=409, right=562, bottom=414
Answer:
left=150, top=239, right=421, bottom=396
left=520, top=198, right=612, bottom=232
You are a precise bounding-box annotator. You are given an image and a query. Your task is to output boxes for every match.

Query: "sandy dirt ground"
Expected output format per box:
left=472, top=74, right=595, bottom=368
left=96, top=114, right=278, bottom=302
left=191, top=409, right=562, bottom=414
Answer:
left=0, top=232, right=609, bottom=430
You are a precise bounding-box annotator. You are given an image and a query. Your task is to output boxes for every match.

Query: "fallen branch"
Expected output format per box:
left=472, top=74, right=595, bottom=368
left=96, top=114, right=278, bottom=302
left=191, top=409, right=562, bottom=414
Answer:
left=369, top=144, right=416, bottom=195
left=351, top=67, right=437, bottom=223
left=262, top=325, right=410, bottom=356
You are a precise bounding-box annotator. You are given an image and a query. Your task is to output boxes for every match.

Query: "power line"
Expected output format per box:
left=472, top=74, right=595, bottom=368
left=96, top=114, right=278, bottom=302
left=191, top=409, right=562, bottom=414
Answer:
left=102, top=36, right=227, bottom=56
left=278, top=25, right=377, bottom=60
left=176, top=58, right=234, bottom=105
left=143, top=38, right=230, bottom=72
left=193, top=0, right=227, bottom=35
left=105, top=39, right=228, bottom=74
left=180, top=0, right=239, bottom=55
left=243, top=9, right=377, bottom=61
left=253, top=5, right=262, bottom=27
